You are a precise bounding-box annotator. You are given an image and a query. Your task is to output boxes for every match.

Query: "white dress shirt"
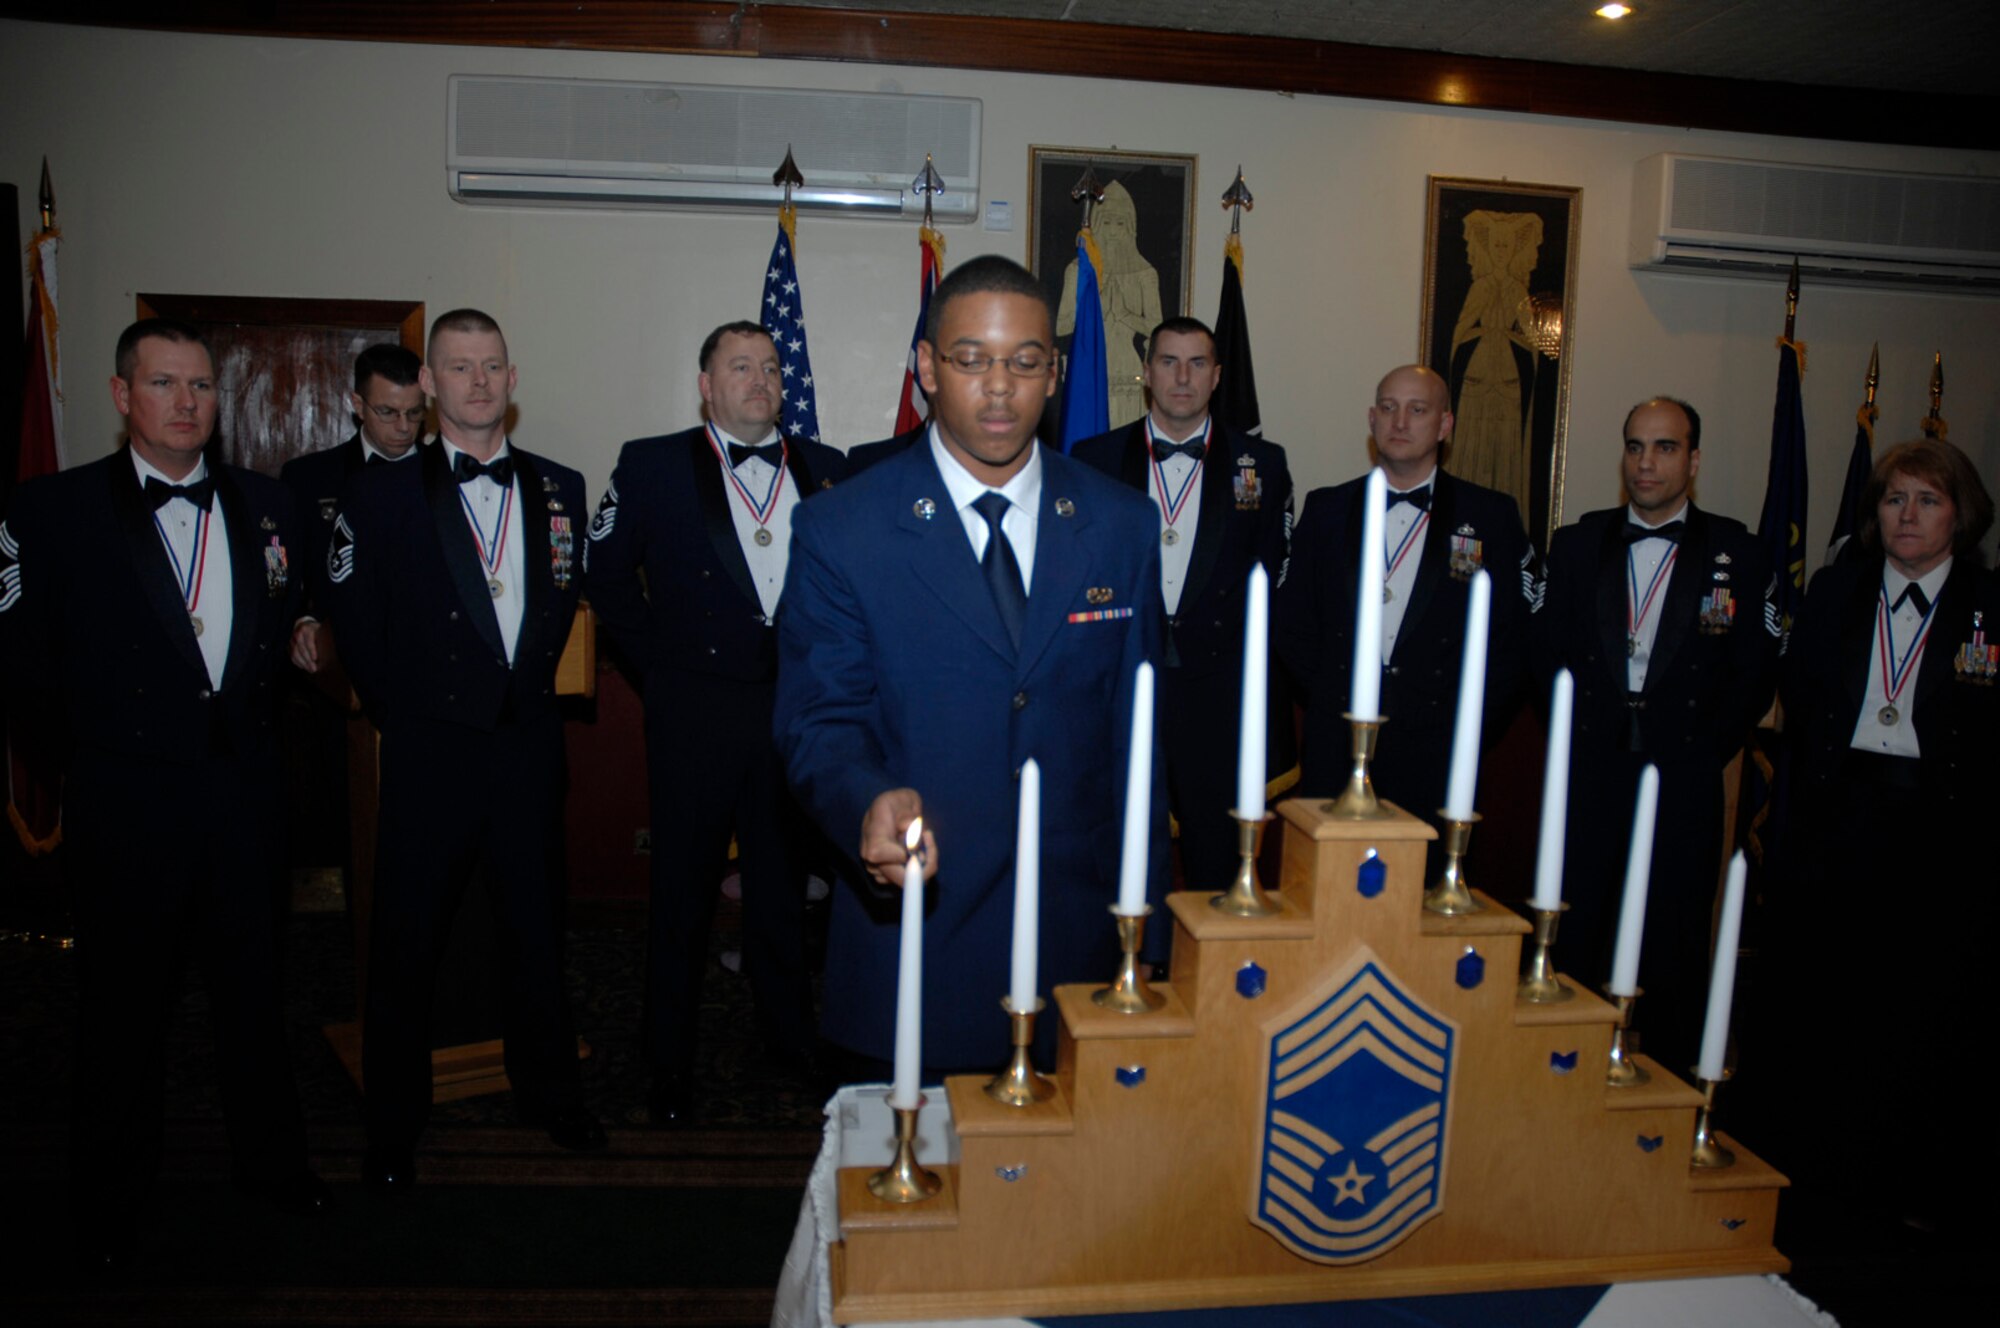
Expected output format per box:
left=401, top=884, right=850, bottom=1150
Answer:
left=1625, top=500, right=1689, bottom=691
left=441, top=438, right=527, bottom=663
left=1145, top=416, right=1207, bottom=615
left=133, top=449, right=232, bottom=688
left=709, top=425, right=799, bottom=622
left=1850, top=557, right=1951, bottom=758
left=1381, top=466, right=1437, bottom=661
left=931, top=426, right=1041, bottom=594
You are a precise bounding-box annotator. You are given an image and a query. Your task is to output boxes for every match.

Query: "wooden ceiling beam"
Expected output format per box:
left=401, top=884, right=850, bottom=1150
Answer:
left=7, top=2, right=1990, bottom=150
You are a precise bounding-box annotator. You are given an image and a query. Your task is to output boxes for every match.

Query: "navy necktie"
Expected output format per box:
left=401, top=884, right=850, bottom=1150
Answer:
left=452, top=451, right=513, bottom=486
left=145, top=476, right=214, bottom=510
left=973, top=492, right=1026, bottom=651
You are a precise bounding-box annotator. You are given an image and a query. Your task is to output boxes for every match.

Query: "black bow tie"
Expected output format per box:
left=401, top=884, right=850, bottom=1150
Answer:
left=728, top=441, right=784, bottom=469
left=1892, top=583, right=1933, bottom=616
left=145, top=476, right=213, bottom=511
left=451, top=451, right=513, bottom=486
left=1625, top=520, right=1683, bottom=545
left=1151, top=438, right=1206, bottom=463
left=1386, top=486, right=1432, bottom=512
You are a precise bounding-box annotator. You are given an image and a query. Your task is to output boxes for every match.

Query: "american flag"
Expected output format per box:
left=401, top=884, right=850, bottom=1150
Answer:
left=894, top=226, right=944, bottom=435
left=761, top=207, right=821, bottom=444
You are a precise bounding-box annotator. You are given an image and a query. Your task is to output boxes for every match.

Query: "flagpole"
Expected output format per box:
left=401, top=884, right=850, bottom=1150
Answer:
left=759, top=148, right=822, bottom=445
left=894, top=156, right=947, bottom=436
left=1213, top=167, right=1265, bottom=440
left=1920, top=352, right=1947, bottom=440
left=1057, top=166, right=1109, bottom=452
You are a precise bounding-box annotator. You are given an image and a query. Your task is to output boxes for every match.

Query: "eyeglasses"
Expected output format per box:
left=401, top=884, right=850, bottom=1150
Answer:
left=940, top=350, right=1052, bottom=379
left=369, top=405, right=429, bottom=424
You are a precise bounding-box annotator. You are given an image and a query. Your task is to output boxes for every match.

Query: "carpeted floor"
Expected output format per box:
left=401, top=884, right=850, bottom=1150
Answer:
left=0, top=897, right=825, bottom=1327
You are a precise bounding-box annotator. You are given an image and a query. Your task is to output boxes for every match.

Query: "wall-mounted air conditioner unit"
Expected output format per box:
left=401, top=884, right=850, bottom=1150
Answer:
left=1630, top=153, right=2000, bottom=292
left=447, top=75, right=980, bottom=221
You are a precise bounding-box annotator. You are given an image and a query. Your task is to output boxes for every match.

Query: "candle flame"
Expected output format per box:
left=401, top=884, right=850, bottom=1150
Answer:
left=905, top=818, right=924, bottom=853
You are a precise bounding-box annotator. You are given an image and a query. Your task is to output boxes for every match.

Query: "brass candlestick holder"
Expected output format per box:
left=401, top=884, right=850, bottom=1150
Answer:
left=984, top=997, right=1055, bottom=1106
left=1516, top=903, right=1573, bottom=1003
left=1324, top=713, right=1394, bottom=820
left=1210, top=811, right=1278, bottom=917
left=1422, top=813, right=1483, bottom=915
left=867, top=1097, right=942, bottom=1202
left=1604, top=988, right=1650, bottom=1087
left=1688, top=1072, right=1736, bottom=1169
left=1093, top=906, right=1167, bottom=1012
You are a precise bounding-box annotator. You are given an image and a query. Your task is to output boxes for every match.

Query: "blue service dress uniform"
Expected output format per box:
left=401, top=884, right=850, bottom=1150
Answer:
left=774, top=438, right=1168, bottom=1070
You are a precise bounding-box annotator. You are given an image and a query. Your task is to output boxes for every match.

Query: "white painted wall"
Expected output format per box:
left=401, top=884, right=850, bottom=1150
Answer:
left=6, top=17, right=1997, bottom=547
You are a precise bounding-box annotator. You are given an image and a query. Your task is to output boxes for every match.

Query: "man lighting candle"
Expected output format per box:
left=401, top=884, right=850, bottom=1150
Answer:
left=1276, top=365, right=1537, bottom=878
left=776, top=256, right=1167, bottom=1079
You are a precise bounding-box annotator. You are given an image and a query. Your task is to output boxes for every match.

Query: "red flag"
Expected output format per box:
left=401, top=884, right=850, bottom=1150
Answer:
left=9, top=220, right=64, bottom=854
left=893, top=226, right=944, bottom=436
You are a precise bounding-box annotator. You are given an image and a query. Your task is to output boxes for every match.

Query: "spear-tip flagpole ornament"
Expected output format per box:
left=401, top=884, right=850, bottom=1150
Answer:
left=773, top=145, right=804, bottom=206
left=39, top=156, right=56, bottom=230
left=912, top=153, right=945, bottom=229
left=1221, top=165, right=1254, bottom=236
left=1071, top=164, right=1105, bottom=230
left=1921, top=351, right=1947, bottom=440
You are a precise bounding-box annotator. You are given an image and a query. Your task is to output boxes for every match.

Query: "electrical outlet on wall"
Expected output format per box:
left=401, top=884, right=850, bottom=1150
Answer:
left=634, top=828, right=652, bottom=854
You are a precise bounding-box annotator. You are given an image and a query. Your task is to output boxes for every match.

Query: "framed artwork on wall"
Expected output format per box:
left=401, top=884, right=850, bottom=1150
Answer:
left=1418, top=176, right=1581, bottom=546
left=1028, top=146, right=1196, bottom=431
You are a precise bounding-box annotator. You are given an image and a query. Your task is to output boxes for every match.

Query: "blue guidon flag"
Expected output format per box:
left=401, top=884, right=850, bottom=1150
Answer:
left=1251, top=952, right=1456, bottom=1264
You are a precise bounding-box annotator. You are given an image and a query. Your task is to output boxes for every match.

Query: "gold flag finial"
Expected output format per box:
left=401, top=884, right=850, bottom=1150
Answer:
left=1864, top=343, right=1880, bottom=410
left=38, top=157, right=54, bottom=230
left=1070, top=164, right=1105, bottom=229
left=911, top=153, right=945, bottom=229
left=1221, top=165, right=1254, bottom=237
left=1782, top=257, right=1800, bottom=342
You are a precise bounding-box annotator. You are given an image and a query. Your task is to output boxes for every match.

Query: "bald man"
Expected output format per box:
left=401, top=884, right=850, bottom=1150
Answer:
left=1274, top=365, right=1537, bottom=872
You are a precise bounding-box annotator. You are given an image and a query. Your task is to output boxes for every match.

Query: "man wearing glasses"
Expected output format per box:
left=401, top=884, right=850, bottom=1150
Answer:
left=282, top=342, right=427, bottom=673
left=775, top=255, right=1167, bottom=1079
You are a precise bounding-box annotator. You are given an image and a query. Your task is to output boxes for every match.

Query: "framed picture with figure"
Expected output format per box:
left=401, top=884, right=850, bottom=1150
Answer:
left=1028, top=146, right=1196, bottom=432
left=1419, top=177, right=1581, bottom=547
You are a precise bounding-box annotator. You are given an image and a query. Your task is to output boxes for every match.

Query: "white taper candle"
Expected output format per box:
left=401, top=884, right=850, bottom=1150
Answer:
left=889, top=818, right=925, bottom=1110
left=1236, top=565, right=1270, bottom=818
left=1441, top=569, right=1491, bottom=820
left=1009, top=759, right=1041, bottom=1011
left=1116, top=664, right=1154, bottom=916
left=1697, top=851, right=1749, bottom=1082
left=1607, top=765, right=1660, bottom=998
left=1531, top=670, right=1574, bottom=911
left=1350, top=468, right=1387, bottom=721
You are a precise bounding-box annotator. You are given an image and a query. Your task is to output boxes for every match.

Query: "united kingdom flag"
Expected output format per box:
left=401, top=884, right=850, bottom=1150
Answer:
left=761, top=206, right=822, bottom=444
